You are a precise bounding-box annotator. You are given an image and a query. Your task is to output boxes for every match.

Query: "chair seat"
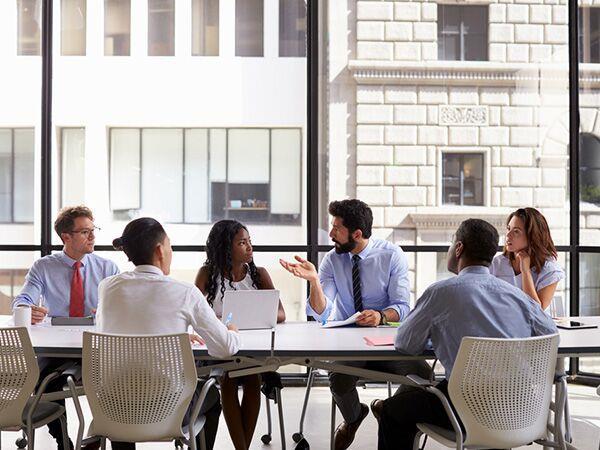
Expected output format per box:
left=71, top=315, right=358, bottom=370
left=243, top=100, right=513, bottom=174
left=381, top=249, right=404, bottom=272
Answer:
left=23, top=399, right=65, bottom=427
left=416, top=423, right=458, bottom=447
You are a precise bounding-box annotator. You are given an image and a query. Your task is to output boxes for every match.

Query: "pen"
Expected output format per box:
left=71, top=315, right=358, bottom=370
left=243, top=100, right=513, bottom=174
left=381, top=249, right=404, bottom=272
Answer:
left=224, top=312, right=233, bottom=326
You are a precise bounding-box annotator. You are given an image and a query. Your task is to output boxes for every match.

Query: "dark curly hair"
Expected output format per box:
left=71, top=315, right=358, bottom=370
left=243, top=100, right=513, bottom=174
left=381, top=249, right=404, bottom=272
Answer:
left=328, top=199, right=373, bottom=238
left=203, top=220, right=262, bottom=307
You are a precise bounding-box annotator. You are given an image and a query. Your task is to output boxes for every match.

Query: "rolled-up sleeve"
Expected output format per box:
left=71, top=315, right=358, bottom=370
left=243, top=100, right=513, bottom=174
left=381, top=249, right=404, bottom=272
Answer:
left=536, top=260, right=565, bottom=291
left=306, top=254, right=336, bottom=322
left=395, top=288, right=433, bottom=355
left=189, top=288, right=241, bottom=359
left=386, top=249, right=411, bottom=321
left=12, top=262, right=44, bottom=309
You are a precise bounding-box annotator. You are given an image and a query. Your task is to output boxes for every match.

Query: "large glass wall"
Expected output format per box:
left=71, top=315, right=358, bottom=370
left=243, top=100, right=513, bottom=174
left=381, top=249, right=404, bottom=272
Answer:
left=1, top=0, right=599, bottom=378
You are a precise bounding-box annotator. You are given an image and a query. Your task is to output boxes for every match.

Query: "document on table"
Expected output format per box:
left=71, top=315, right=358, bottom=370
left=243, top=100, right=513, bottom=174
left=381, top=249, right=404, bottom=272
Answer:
left=364, top=336, right=395, bottom=346
left=321, top=312, right=361, bottom=328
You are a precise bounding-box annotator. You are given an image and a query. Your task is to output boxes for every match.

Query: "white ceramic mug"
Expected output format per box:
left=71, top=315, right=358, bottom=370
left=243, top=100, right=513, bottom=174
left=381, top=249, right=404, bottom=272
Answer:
left=13, top=306, right=31, bottom=329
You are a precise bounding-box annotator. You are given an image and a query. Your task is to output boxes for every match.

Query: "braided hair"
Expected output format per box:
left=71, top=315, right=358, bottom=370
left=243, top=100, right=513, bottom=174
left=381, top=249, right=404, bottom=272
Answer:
left=204, top=220, right=262, bottom=307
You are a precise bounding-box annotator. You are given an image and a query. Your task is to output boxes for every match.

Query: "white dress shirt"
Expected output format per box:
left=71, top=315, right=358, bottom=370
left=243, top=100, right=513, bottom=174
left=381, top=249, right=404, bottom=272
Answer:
left=96, top=265, right=240, bottom=359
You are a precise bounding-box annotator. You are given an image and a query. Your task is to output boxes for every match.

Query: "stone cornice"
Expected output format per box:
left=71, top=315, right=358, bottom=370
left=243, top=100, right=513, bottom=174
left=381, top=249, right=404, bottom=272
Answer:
left=408, top=210, right=510, bottom=230
left=348, top=60, right=582, bottom=87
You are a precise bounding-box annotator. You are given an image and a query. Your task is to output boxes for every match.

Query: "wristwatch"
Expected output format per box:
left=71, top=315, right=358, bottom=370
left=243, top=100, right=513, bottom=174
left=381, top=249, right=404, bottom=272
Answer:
left=378, top=310, right=388, bottom=326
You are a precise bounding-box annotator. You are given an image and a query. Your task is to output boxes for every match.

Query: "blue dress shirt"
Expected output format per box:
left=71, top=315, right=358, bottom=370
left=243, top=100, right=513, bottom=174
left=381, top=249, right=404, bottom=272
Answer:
left=12, top=251, right=120, bottom=317
left=395, top=265, right=558, bottom=378
left=307, top=238, right=411, bottom=322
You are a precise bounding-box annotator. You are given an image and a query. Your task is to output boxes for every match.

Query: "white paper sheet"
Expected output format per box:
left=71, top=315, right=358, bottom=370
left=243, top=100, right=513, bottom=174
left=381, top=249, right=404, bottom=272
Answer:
left=321, top=312, right=362, bottom=328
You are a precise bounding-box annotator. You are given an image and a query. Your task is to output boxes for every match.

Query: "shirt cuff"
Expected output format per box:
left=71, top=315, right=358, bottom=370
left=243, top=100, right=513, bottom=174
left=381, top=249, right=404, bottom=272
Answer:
left=12, top=298, right=33, bottom=309
left=385, top=304, right=409, bottom=322
left=306, top=298, right=333, bottom=323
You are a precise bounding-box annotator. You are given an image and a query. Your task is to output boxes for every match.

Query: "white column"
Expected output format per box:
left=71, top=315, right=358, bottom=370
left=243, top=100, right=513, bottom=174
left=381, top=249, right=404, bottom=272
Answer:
left=264, top=0, right=278, bottom=58
left=177, top=0, right=192, bottom=57
left=221, top=0, right=235, bottom=57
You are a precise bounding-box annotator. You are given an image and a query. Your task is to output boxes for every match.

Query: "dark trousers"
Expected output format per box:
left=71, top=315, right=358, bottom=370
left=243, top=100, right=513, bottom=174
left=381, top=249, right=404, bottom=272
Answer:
left=36, top=357, right=75, bottom=450
left=329, top=359, right=432, bottom=424
left=378, top=380, right=458, bottom=450
left=111, top=379, right=222, bottom=450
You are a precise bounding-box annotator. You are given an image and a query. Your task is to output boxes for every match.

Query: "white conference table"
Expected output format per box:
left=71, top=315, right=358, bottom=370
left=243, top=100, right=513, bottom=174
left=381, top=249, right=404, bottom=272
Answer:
left=2, top=316, right=599, bottom=450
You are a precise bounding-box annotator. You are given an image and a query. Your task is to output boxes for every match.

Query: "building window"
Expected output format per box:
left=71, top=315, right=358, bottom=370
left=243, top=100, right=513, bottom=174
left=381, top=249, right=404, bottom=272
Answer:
left=438, top=5, right=488, bottom=61
left=148, top=0, right=175, bottom=56
left=61, top=128, right=85, bottom=207
left=279, top=0, right=306, bottom=57
left=61, top=0, right=86, bottom=56
left=109, top=128, right=302, bottom=224
left=579, top=8, right=600, bottom=63
left=0, top=128, right=34, bottom=223
left=104, top=0, right=131, bottom=56
left=17, top=0, right=41, bottom=55
left=236, top=0, right=263, bottom=57
left=442, top=153, right=484, bottom=206
left=192, top=0, right=219, bottom=56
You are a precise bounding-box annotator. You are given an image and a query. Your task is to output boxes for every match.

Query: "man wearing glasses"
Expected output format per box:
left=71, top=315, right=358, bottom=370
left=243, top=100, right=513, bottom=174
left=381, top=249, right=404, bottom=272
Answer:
left=13, top=205, right=119, bottom=449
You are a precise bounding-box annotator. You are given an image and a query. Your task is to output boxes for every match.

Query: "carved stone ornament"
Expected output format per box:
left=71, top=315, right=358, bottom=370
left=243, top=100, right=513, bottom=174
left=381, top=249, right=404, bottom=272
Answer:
left=439, top=105, right=488, bottom=126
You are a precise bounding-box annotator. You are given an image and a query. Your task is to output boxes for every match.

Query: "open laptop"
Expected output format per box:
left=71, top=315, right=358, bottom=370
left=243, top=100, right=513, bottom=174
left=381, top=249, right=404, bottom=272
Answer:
left=221, top=290, right=280, bottom=330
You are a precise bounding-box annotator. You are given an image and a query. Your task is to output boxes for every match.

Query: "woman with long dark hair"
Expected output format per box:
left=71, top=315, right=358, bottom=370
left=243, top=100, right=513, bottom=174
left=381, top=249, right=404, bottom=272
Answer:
left=195, top=220, right=285, bottom=450
left=490, top=207, right=564, bottom=310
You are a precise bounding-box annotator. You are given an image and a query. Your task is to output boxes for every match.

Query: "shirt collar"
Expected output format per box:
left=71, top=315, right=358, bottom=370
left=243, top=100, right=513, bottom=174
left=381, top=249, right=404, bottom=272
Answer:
left=458, top=265, right=490, bottom=276
left=349, top=239, right=373, bottom=261
left=59, top=250, right=88, bottom=267
left=134, top=265, right=164, bottom=276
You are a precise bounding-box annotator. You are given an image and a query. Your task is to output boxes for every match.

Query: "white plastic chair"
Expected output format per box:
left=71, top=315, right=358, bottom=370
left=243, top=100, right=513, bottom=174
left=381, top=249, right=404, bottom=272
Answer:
left=76, top=331, right=215, bottom=450
left=410, top=334, right=565, bottom=450
left=0, top=327, right=75, bottom=450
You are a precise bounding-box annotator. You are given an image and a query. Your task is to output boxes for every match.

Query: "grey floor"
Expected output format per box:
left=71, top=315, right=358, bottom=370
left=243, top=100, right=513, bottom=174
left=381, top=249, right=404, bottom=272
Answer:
left=5, top=384, right=599, bottom=449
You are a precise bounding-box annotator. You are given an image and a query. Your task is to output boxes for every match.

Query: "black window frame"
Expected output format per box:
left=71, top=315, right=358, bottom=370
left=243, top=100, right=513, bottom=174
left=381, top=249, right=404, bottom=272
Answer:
left=1, top=0, right=597, bottom=381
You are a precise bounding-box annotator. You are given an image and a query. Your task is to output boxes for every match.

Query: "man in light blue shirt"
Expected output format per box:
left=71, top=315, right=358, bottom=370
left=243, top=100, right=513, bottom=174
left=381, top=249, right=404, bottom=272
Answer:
left=12, top=206, right=119, bottom=450
left=13, top=206, right=119, bottom=320
left=372, top=219, right=558, bottom=450
left=281, top=199, right=430, bottom=450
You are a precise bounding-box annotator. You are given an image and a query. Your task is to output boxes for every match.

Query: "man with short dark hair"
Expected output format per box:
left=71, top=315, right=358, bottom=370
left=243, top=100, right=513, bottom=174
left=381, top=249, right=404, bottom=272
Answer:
left=372, top=219, right=558, bottom=450
left=281, top=199, right=430, bottom=450
left=13, top=206, right=119, bottom=450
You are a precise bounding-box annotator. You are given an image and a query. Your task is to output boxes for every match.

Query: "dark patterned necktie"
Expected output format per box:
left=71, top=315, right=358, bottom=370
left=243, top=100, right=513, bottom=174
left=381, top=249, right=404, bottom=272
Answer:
left=352, top=254, right=363, bottom=312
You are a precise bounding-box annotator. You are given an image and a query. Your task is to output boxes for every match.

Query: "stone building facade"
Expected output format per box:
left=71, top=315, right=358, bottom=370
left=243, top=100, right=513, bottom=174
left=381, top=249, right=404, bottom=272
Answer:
left=325, top=0, right=600, bottom=311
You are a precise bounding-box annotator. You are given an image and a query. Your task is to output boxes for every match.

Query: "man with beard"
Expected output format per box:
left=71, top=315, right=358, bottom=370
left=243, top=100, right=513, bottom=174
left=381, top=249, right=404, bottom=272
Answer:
left=280, top=199, right=430, bottom=450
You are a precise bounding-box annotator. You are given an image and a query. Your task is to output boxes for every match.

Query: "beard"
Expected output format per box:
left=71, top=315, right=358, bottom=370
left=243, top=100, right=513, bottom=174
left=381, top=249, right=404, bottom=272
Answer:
left=333, top=236, right=357, bottom=254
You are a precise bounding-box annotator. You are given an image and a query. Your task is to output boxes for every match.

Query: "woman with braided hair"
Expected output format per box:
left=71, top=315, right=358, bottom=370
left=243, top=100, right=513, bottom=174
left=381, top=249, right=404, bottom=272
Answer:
left=195, top=219, right=285, bottom=450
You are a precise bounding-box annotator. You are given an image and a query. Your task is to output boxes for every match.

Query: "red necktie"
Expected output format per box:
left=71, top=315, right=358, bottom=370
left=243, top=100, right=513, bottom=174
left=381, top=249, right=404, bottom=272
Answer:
left=69, top=261, right=84, bottom=317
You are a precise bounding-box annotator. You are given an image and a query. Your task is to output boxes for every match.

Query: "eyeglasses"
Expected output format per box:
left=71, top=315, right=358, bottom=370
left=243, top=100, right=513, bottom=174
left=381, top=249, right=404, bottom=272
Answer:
left=68, top=226, right=101, bottom=238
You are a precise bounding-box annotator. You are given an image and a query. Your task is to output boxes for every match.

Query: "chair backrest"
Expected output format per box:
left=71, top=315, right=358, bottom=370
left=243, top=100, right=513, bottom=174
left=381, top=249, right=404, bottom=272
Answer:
left=448, top=334, right=559, bottom=448
left=0, top=327, right=39, bottom=428
left=82, top=332, right=197, bottom=442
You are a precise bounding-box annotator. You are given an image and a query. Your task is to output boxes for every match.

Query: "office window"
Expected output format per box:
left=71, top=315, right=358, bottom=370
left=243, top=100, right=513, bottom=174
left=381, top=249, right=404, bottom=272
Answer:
left=109, top=128, right=301, bottom=224
left=579, top=7, right=600, bottom=63
left=61, top=128, right=85, bottom=207
left=0, top=129, right=34, bottom=223
left=148, top=0, right=175, bottom=56
left=192, top=0, right=219, bottom=56
left=279, top=0, right=306, bottom=57
left=17, top=0, right=41, bottom=55
left=236, top=0, right=263, bottom=57
left=438, top=5, right=488, bottom=61
left=104, top=0, right=130, bottom=56
left=442, top=153, right=484, bottom=206
left=61, top=0, right=86, bottom=56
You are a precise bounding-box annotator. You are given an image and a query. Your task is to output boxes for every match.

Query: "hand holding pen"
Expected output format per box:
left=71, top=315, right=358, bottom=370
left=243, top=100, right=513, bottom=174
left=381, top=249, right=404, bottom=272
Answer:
left=224, top=312, right=238, bottom=332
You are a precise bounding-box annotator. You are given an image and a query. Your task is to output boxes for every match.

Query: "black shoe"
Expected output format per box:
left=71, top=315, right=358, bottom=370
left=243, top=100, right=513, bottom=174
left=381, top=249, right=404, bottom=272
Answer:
left=333, top=403, right=369, bottom=450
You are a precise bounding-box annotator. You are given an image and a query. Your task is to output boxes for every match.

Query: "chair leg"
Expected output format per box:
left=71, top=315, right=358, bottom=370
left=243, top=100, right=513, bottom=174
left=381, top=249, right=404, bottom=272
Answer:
left=100, top=437, right=106, bottom=450
left=412, top=430, right=423, bottom=450
left=26, top=428, right=35, bottom=450
left=59, top=414, right=70, bottom=450
left=199, top=428, right=207, bottom=450
left=330, top=396, right=337, bottom=450
left=387, top=381, right=392, bottom=398
left=296, top=367, right=315, bottom=439
left=275, top=387, right=286, bottom=450
left=265, top=392, right=273, bottom=437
